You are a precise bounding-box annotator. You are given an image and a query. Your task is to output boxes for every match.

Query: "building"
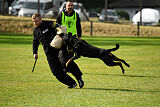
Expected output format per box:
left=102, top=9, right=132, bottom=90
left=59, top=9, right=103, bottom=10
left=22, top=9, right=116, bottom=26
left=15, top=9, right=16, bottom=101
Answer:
left=109, top=0, right=160, bottom=20
left=77, top=0, right=160, bottom=20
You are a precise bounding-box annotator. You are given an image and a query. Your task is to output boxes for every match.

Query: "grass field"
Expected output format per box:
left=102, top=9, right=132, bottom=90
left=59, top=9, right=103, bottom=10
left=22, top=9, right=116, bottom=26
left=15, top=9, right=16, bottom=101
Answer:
left=0, top=33, right=160, bottom=106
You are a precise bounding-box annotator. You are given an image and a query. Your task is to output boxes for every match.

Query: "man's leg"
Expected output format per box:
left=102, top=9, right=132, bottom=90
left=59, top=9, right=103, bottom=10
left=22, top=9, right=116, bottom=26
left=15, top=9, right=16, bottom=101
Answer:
left=67, top=61, right=82, bottom=79
left=67, top=61, right=84, bottom=88
left=59, top=49, right=84, bottom=88
left=47, top=55, right=77, bottom=88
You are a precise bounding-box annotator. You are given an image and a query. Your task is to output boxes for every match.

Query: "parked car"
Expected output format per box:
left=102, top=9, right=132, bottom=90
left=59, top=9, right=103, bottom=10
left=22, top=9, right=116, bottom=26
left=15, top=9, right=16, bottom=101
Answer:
left=88, top=10, right=99, bottom=17
left=99, top=9, right=118, bottom=22
left=132, top=8, right=159, bottom=26
left=18, top=0, right=53, bottom=17
left=9, top=0, right=24, bottom=16
left=59, top=2, right=89, bottom=21
left=44, top=0, right=64, bottom=18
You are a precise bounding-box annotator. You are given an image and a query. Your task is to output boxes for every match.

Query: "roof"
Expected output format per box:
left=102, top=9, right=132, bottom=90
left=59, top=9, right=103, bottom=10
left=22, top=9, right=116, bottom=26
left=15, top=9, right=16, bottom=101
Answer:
left=77, top=0, right=160, bottom=9
left=109, top=0, right=160, bottom=8
left=19, top=0, right=52, bottom=3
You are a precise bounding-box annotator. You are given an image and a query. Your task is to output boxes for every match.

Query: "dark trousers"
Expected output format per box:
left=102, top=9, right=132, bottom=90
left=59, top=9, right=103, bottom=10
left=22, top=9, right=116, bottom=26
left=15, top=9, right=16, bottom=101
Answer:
left=46, top=53, right=76, bottom=86
left=58, top=48, right=83, bottom=80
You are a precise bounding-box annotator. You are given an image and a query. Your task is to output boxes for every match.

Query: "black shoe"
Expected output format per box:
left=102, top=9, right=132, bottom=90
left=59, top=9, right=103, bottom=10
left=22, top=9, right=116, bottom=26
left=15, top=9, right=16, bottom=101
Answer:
left=78, top=77, right=84, bottom=88
left=68, top=83, right=77, bottom=88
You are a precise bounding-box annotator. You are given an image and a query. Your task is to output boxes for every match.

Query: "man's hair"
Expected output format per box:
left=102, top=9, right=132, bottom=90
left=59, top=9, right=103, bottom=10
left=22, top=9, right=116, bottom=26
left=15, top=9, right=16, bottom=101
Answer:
left=32, top=13, right=41, bottom=19
left=67, top=0, right=74, bottom=2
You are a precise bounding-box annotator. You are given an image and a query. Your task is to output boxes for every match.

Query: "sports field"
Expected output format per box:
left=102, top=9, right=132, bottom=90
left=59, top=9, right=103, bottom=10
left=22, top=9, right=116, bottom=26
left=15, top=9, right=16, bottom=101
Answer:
left=0, top=33, right=160, bottom=106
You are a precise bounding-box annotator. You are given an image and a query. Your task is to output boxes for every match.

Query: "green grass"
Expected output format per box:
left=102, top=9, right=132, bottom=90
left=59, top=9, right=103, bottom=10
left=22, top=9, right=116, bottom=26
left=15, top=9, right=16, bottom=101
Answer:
left=0, top=33, right=160, bottom=107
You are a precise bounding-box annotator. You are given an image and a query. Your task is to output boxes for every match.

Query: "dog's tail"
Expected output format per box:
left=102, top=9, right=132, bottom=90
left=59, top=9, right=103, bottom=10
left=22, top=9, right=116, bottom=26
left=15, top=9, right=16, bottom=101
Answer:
left=107, top=44, right=119, bottom=52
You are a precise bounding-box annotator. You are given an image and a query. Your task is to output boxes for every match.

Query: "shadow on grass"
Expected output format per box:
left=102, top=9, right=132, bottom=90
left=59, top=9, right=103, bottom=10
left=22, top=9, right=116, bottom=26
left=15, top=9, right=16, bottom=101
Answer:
left=81, top=88, right=159, bottom=93
left=85, top=73, right=160, bottom=78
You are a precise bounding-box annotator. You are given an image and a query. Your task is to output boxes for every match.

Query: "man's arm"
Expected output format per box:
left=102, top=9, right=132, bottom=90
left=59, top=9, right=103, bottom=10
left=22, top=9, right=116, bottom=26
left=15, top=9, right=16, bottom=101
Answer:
left=56, top=12, right=62, bottom=25
left=33, top=32, right=40, bottom=59
left=76, top=13, right=82, bottom=39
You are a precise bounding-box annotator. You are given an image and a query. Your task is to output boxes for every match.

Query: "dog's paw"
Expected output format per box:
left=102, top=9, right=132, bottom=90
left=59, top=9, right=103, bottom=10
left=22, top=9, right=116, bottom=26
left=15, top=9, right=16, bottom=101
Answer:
left=116, top=44, right=119, bottom=48
left=66, top=59, right=72, bottom=67
left=126, top=63, right=130, bottom=67
left=122, top=69, right=125, bottom=74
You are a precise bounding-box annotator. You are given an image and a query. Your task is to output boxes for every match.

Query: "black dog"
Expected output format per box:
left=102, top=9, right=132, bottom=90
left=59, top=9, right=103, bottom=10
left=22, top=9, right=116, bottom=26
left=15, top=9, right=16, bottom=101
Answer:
left=61, top=33, right=130, bottom=74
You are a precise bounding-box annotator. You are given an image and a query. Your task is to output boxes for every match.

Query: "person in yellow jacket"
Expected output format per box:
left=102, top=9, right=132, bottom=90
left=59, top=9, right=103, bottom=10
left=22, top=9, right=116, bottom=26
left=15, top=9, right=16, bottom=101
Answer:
left=57, top=0, right=82, bottom=40
left=56, top=0, right=84, bottom=88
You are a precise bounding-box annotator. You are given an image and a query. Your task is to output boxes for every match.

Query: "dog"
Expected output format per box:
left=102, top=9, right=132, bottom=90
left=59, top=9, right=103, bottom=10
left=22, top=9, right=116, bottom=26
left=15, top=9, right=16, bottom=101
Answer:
left=53, top=26, right=130, bottom=74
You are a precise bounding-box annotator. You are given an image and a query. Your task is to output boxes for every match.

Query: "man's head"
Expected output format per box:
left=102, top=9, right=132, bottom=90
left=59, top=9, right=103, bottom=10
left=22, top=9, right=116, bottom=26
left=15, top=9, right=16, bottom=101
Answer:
left=32, top=13, right=42, bottom=27
left=66, top=1, right=74, bottom=13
